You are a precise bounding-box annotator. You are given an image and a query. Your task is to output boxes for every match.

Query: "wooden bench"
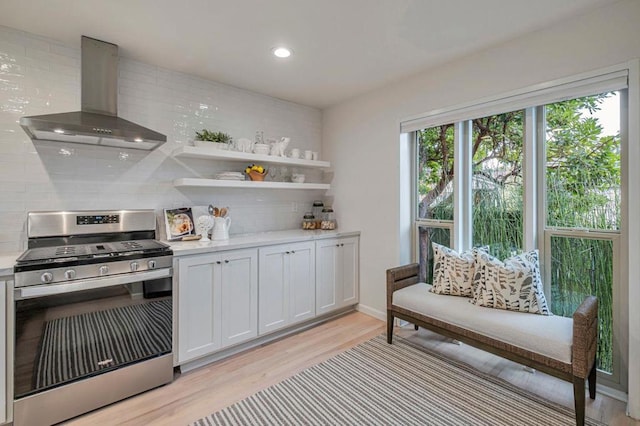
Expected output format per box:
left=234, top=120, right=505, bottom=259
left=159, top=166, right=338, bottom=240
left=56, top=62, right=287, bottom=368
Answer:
left=386, top=263, right=598, bottom=426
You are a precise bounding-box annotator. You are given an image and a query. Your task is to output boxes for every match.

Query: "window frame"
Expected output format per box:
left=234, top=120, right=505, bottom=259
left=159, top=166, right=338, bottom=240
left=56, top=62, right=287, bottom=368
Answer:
left=409, top=65, right=631, bottom=392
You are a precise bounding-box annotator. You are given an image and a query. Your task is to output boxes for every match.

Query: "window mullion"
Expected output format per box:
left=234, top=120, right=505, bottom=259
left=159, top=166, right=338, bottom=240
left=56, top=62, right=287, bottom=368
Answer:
left=453, top=121, right=472, bottom=251
left=523, top=107, right=537, bottom=252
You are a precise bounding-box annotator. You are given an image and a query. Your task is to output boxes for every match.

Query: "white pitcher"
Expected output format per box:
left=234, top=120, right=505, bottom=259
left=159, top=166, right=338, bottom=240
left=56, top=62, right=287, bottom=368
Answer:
left=212, top=216, right=231, bottom=240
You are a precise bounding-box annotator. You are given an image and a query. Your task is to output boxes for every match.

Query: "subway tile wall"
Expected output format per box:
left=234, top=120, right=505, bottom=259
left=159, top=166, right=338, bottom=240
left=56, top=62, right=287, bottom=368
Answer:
left=0, top=26, right=323, bottom=253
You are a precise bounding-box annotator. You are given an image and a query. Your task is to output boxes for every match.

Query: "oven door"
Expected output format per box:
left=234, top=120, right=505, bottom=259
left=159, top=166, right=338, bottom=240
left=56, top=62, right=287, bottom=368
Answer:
left=13, top=268, right=172, bottom=399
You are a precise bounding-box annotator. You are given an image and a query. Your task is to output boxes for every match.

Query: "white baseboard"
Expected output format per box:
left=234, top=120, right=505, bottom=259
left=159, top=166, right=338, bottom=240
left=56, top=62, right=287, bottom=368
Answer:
left=597, top=383, right=628, bottom=403
left=356, top=303, right=385, bottom=321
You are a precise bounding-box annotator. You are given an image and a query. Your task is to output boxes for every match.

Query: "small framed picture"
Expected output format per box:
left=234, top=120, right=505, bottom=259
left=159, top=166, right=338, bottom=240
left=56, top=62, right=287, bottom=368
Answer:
left=164, top=207, right=195, bottom=240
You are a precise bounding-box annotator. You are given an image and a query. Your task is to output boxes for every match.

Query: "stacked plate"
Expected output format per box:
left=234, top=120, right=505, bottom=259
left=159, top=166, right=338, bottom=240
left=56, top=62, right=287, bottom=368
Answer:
left=215, top=171, right=245, bottom=181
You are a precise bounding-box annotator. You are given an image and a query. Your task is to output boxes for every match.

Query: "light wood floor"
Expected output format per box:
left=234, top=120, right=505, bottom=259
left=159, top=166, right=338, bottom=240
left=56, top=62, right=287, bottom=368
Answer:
left=65, top=312, right=638, bottom=426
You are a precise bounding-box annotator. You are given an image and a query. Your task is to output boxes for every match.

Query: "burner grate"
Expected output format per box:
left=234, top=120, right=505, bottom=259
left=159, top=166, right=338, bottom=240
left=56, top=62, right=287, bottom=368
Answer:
left=16, top=239, right=170, bottom=264
left=120, top=241, right=143, bottom=250
left=55, top=246, right=79, bottom=256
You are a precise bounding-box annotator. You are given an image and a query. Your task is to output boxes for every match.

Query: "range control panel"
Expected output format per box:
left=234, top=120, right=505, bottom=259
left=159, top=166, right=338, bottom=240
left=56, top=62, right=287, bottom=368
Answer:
left=76, top=215, right=120, bottom=225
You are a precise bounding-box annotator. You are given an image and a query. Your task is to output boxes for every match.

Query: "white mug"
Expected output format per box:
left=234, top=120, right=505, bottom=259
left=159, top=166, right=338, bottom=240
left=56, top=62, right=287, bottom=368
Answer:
left=304, top=150, right=313, bottom=160
left=311, top=152, right=319, bottom=161
left=290, top=148, right=300, bottom=159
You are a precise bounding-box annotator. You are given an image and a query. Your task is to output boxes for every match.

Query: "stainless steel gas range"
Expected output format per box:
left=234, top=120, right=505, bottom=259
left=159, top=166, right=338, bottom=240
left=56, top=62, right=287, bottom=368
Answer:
left=11, top=210, right=174, bottom=426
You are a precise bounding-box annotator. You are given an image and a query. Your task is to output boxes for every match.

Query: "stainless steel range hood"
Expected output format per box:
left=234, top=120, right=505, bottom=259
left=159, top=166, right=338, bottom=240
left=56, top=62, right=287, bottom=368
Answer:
left=20, top=36, right=166, bottom=150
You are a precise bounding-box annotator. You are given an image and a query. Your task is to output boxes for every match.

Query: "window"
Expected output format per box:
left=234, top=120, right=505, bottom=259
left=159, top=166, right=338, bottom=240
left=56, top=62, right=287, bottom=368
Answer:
left=416, top=124, right=455, bottom=282
left=409, top=71, right=628, bottom=390
left=543, top=91, right=621, bottom=375
left=471, top=111, right=524, bottom=258
left=417, top=125, right=454, bottom=221
left=546, top=234, right=617, bottom=373
left=545, top=92, right=621, bottom=230
left=416, top=225, right=451, bottom=283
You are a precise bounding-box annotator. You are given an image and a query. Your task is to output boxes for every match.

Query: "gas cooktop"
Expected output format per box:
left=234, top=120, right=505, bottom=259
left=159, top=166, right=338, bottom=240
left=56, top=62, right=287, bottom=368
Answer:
left=16, top=239, right=170, bottom=263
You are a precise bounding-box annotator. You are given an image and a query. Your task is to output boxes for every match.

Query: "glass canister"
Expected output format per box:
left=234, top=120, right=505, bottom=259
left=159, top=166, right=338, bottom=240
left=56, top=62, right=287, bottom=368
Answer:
left=321, top=206, right=336, bottom=230
left=312, top=200, right=324, bottom=229
left=302, top=212, right=316, bottom=230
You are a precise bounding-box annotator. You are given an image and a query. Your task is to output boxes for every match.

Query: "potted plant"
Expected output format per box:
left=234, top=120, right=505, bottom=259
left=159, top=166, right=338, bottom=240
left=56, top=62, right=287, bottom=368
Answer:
left=194, top=129, right=233, bottom=150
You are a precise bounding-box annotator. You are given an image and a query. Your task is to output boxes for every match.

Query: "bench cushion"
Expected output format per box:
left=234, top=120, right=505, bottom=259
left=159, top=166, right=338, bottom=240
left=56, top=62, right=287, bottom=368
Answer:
left=393, top=283, right=572, bottom=363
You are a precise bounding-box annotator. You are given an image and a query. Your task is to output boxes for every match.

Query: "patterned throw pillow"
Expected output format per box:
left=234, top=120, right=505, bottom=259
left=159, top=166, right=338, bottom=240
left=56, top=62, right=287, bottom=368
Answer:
left=430, top=243, right=485, bottom=297
left=471, top=250, right=551, bottom=315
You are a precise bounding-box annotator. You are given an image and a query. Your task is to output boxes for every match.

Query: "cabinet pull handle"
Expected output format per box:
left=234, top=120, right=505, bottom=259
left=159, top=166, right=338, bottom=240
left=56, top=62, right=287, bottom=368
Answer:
left=341, top=243, right=344, bottom=247
left=336, top=244, right=340, bottom=247
left=224, top=260, right=229, bottom=263
left=216, top=261, right=221, bottom=264
left=291, top=250, right=295, bottom=254
left=285, top=251, right=290, bottom=254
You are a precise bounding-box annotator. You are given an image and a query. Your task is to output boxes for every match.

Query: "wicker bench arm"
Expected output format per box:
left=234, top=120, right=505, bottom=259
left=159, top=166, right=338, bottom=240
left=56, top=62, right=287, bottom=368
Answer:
left=386, top=263, right=420, bottom=308
left=572, top=296, right=598, bottom=379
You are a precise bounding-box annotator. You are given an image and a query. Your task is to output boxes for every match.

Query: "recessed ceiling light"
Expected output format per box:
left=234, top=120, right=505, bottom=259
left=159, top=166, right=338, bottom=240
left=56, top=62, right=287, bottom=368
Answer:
left=53, top=128, right=65, bottom=134
left=134, top=137, right=143, bottom=142
left=272, top=47, right=292, bottom=58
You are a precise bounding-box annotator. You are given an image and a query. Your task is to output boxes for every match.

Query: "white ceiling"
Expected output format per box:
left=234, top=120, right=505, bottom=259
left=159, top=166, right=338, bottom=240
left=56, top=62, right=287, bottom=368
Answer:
left=0, top=0, right=618, bottom=108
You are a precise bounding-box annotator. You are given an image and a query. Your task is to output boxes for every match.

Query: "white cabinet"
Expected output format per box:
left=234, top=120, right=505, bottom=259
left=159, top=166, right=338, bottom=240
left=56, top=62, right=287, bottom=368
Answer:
left=176, top=249, right=257, bottom=364
left=315, top=237, right=359, bottom=315
left=258, top=242, right=315, bottom=334
left=175, top=233, right=360, bottom=367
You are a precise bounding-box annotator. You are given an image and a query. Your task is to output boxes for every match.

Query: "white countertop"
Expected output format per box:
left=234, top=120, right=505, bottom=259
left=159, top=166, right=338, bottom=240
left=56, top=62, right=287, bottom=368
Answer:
left=0, top=230, right=360, bottom=276
left=0, top=252, right=20, bottom=278
left=167, top=229, right=360, bottom=256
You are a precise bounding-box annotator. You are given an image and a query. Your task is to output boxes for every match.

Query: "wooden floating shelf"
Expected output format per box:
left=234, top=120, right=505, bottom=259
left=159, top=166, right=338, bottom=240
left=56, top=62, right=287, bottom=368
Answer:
left=173, top=178, right=331, bottom=190
left=173, top=146, right=331, bottom=169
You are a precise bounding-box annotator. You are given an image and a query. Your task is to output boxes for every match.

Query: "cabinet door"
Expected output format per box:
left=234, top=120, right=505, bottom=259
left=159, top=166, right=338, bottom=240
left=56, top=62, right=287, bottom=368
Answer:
left=288, top=242, right=315, bottom=324
left=315, top=237, right=360, bottom=315
left=220, top=249, right=258, bottom=348
left=315, top=239, right=339, bottom=315
left=258, top=246, right=289, bottom=334
left=177, top=254, right=222, bottom=363
left=338, top=237, right=359, bottom=307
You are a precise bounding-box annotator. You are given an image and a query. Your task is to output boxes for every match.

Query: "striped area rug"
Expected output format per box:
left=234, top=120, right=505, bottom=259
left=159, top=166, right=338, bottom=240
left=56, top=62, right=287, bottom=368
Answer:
left=194, top=334, right=603, bottom=426
left=35, top=298, right=172, bottom=389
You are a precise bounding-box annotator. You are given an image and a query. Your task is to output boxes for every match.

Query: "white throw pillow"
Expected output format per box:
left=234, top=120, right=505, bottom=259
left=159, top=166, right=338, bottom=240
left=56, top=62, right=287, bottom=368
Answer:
left=430, top=243, right=485, bottom=297
left=471, top=250, right=552, bottom=315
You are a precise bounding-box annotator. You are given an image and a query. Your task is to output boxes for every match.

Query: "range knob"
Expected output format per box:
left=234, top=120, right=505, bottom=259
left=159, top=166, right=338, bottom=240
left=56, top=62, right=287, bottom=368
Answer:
left=147, top=260, right=157, bottom=270
left=130, top=261, right=140, bottom=272
left=41, top=272, right=53, bottom=283
left=99, top=265, right=109, bottom=275
left=64, top=269, right=76, bottom=280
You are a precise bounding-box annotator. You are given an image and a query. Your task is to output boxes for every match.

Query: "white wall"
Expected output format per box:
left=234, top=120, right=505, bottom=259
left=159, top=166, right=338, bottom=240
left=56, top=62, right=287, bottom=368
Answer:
left=0, top=26, right=323, bottom=253
left=323, top=0, right=640, bottom=417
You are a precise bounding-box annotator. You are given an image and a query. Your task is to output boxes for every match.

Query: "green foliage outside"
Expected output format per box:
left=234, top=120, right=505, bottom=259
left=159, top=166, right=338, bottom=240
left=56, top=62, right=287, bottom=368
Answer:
left=417, top=93, right=620, bottom=373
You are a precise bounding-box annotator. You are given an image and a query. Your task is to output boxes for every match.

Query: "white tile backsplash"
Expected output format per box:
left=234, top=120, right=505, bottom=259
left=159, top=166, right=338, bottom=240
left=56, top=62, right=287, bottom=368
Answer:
left=0, top=26, right=324, bottom=253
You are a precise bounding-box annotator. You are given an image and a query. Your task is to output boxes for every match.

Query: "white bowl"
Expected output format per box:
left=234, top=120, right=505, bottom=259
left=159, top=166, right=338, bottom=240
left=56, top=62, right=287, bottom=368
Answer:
left=291, top=174, right=305, bottom=183
left=253, top=143, right=270, bottom=155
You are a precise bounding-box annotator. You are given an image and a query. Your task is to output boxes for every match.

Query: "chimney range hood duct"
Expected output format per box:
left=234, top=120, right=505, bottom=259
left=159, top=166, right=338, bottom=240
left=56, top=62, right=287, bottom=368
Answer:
left=19, top=36, right=166, bottom=150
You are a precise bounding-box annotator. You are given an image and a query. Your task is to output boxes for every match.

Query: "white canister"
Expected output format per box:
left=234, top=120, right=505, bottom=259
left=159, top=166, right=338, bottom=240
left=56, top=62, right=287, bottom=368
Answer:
left=304, top=150, right=313, bottom=160
left=290, top=148, right=300, bottom=159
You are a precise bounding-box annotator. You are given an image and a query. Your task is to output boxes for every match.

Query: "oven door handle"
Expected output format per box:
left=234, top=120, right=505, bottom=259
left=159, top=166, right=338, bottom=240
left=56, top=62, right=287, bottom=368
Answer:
left=15, top=268, right=172, bottom=300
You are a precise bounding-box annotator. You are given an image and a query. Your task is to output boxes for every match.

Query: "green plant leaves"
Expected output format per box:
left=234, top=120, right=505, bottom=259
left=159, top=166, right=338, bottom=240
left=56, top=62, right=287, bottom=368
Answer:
left=195, top=129, right=232, bottom=143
